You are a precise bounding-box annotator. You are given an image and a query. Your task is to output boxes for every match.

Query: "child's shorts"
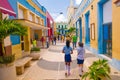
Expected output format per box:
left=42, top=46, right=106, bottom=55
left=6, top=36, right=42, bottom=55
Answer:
left=77, top=59, right=84, bottom=64
left=65, top=54, right=71, bottom=62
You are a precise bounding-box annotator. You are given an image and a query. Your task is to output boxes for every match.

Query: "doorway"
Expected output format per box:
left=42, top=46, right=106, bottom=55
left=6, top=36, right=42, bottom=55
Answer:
left=103, top=23, right=112, bottom=57
left=85, top=11, right=90, bottom=45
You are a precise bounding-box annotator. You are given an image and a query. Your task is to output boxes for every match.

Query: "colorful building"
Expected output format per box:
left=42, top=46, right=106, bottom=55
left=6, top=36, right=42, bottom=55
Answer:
left=72, top=0, right=120, bottom=70
left=56, top=22, right=68, bottom=36
left=46, top=11, right=54, bottom=41
left=8, top=0, right=49, bottom=59
left=0, top=0, right=16, bottom=56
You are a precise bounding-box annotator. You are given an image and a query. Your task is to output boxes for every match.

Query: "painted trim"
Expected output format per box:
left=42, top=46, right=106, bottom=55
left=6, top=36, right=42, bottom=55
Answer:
left=97, top=0, right=109, bottom=54
left=0, top=7, right=16, bottom=14
left=78, top=18, right=82, bottom=42
left=8, top=0, right=47, bottom=26
left=85, top=11, right=90, bottom=45
left=74, top=0, right=93, bottom=21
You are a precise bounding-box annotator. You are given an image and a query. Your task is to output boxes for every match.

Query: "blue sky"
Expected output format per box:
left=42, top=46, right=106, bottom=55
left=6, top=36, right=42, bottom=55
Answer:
left=37, top=0, right=82, bottom=21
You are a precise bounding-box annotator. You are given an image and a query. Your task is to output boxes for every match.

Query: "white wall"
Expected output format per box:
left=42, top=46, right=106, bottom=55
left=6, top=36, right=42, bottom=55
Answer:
left=103, top=0, right=112, bottom=24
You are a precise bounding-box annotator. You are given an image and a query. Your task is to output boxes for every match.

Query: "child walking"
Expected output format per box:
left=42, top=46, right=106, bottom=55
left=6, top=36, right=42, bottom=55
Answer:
left=62, top=40, right=73, bottom=76
left=77, top=42, right=85, bottom=77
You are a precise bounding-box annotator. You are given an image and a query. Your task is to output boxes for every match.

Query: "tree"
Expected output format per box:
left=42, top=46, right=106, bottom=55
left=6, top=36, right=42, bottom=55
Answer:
left=82, top=59, right=111, bottom=80
left=66, top=27, right=76, bottom=38
left=0, top=18, right=27, bottom=56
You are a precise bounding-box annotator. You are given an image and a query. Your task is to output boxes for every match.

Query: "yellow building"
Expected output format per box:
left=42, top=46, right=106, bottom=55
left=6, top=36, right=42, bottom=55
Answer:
left=72, top=0, right=120, bottom=70
left=8, top=0, right=48, bottom=59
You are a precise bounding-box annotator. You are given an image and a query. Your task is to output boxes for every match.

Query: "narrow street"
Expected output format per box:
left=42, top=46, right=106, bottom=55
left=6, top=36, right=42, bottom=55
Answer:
left=17, top=42, right=96, bottom=80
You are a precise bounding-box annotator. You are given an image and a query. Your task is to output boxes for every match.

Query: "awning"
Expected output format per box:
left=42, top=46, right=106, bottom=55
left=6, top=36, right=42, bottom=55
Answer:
left=0, top=0, right=16, bottom=17
left=14, top=19, right=50, bottom=30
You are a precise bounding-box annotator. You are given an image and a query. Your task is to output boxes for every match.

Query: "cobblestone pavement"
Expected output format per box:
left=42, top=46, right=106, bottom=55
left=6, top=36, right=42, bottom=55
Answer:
left=17, top=42, right=120, bottom=80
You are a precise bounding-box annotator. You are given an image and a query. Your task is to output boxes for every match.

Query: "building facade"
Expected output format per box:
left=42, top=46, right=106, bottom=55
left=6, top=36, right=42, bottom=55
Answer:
left=46, top=11, right=54, bottom=39
left=0, top=0, right=16, bottom=56
left=67, top=0, right=77, bottom=28
left=72, top=0, right=120, bottom=70
left=8, top=0, right=48, bottom=59
left=56, top=22, right=68, bottom=36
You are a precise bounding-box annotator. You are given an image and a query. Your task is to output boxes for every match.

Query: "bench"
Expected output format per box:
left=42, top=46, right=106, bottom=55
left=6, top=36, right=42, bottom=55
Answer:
left=15, top=57, right=32, bottom=75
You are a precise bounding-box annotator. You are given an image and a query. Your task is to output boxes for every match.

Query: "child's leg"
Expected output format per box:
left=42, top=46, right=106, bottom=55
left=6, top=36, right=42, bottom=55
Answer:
left=81, top=64, right=83, bottom=72
left=68, top=63, right=71, bottom=75
left=65, top=62, right=68, bottom=73
left=78, top=64, right=83, bottom=75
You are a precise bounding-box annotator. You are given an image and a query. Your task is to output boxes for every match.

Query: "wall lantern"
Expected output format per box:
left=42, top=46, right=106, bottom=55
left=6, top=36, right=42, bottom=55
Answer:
left=91, top=5, right=93, bottom=10
left=82, top=14, right=83, bottom=17
left=114, top=0, right=120, bottom=7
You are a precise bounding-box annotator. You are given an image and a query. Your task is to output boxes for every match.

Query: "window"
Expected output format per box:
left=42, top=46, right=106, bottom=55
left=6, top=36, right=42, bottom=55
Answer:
left=58, top=25, right=60, bottom=28
left=19, top=8, right=24, bottom=19
left=90, top=23, right=95, bottom=40
left=62, top=25, right=63, bottom=29
left=41, top=19, right=44, bottom=25
left=36, top=17, right=39, bottom=24
left=65, top=25, right=66, bottom=28
left=29, top=13, right=33, bottom=21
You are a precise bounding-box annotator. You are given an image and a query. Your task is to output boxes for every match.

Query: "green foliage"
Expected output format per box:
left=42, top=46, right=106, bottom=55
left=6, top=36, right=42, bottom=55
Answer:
left=82, top=59, right=111, bottom=80
left=0, top=18, right=27, bottom=64
left=0, top=54, right=15, bottom=64
left=66, top=27, right=76, bottom=37
left=57, top=32, right=60, bottom=35
left=31, top=47, right=40, bottom=52
left=0, top=18, right=27, bottom=39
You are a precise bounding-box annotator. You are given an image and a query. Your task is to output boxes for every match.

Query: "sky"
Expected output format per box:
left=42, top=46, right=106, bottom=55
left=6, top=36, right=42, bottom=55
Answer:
left=38, top=0, right=82, bottom=22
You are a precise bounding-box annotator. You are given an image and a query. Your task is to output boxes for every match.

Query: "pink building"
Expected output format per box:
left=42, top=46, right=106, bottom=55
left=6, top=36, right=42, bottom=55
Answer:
left=46, top=11, right=54, bottom=40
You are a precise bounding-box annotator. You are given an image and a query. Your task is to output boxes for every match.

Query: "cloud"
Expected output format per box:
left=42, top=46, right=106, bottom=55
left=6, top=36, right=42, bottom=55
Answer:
left=75, top=0, right=82, bottom=5
left=55, top=14, right=67, bottom=22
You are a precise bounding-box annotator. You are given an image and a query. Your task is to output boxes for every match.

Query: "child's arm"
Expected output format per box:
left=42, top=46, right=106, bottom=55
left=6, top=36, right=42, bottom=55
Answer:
left=62, top=47, right=65, bottom=53
left=71, top=50, right=73, bottom=54
left=62, top=50, right=64, bottom=53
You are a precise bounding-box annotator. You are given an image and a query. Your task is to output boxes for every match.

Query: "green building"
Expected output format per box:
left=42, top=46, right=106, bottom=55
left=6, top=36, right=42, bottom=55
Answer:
left=56, top=22, right=68, bottom=36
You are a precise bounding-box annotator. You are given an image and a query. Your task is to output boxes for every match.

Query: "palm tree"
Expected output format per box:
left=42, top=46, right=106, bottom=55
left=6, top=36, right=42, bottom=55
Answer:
left=66, top=27, right=76, bottom=40
left=0, top=18, right=27, bottom=63
left=82, top=59, right=111, bottom=80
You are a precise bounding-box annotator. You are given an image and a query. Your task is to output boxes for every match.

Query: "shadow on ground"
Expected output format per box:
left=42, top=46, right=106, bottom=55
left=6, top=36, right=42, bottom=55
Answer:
left=37, top=59, right=77, bottom=71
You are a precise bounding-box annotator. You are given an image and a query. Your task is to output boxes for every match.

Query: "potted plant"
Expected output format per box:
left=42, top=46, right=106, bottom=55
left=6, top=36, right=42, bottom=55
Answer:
left=0, top=18, right=27, bottom=80
left=30, top=47, right=40, bottom=60
left=82, top=59, right=111, bottom=80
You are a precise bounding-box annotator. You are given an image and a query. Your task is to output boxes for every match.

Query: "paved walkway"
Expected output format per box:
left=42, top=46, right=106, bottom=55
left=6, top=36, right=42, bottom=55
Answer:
left=17, top=42, right=120, bottom=80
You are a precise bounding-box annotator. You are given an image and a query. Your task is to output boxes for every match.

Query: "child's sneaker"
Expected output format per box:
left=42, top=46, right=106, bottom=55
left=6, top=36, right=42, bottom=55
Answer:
left=65, top=73, right=67, bottom=77
left=79, top=74, right=82, bottom=77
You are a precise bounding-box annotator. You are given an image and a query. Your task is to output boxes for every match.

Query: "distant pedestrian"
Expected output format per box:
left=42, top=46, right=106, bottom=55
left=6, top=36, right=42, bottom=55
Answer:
left=66, top=35, right=71, bottom=42
left=53, top=36, right=56, bottom=45
left=77, top=42, right=85, bottom=77
left=40, top=36, right=45, bottom=48
left=46, top=36, right=49, bottom=48
left=62, top=35, right=65, bottom=42
left=72, top=35, right=77, bottom=49
left=32, top=39, right=36, bottom=47
left=62, top=40, right=73, bottom=76
left=58, top=35, right=60, bottom=41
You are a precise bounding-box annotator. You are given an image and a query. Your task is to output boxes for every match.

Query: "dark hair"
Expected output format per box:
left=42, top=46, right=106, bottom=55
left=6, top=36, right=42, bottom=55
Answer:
left=78, top=42, right=83, bottom=47
left=66, top=40, right=70, bottom=48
